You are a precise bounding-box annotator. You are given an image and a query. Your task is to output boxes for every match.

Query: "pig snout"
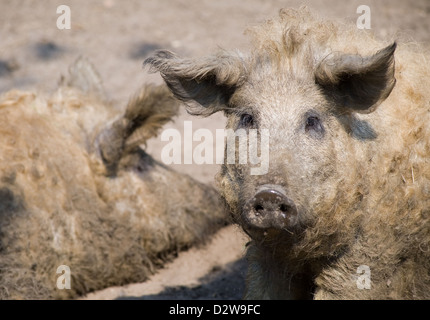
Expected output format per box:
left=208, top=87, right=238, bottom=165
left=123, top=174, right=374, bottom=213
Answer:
left=243, top=185, right=298, bottom=230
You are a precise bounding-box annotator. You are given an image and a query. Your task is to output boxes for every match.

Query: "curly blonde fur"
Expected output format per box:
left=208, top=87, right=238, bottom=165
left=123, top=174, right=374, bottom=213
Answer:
left=0, top=62, right=227, bottom=299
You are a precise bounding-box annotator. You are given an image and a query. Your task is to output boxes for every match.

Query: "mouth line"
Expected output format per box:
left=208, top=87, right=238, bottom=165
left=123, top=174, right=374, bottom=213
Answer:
left=242, top=203, right=298, bottom=230
left=281, top=226, right=295, bottom=235
left=241, top=213, right=299, bottom=234
left=241, top=223, right=300, bottom=244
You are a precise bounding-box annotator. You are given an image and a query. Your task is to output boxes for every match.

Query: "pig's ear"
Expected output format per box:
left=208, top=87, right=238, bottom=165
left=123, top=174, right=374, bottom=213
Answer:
left=144, top=50, right=245, bottom=116
left=315, top=43, right=396, bottom=114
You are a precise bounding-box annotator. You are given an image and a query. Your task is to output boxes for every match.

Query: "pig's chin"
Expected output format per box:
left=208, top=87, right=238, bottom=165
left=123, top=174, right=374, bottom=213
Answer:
left=241, top=213, right=300, bottom=238
left=241, top=210, right=299, bottom=231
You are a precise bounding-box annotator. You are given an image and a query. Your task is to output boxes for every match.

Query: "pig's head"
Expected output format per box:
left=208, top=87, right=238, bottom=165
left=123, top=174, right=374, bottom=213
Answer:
left=145, top=27, right=396, bottom=258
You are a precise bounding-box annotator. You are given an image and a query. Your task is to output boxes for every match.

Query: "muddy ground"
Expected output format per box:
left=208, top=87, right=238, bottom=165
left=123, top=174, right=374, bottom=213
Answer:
left=1, top=0, right=429, bottom=300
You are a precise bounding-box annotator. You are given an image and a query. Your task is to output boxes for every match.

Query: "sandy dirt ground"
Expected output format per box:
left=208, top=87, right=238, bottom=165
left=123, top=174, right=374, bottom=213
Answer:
left=1, top=0, right=429, bottom=300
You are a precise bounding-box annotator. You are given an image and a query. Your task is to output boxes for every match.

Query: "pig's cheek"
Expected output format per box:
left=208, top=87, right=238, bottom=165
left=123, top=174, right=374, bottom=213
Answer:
left=217, top=166, right=241, bottom=213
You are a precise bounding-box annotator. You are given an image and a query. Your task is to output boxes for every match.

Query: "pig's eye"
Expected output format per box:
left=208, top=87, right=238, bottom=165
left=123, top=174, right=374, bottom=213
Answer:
left=305, top=114, right=324, bottom=137
left=239, top=113, right=254, bottom=128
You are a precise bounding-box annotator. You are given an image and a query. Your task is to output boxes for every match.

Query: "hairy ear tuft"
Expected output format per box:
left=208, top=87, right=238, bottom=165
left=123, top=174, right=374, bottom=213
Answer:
left=315, top=42, right=396, bottom=113
left=144, top=50, right=246, bottom=116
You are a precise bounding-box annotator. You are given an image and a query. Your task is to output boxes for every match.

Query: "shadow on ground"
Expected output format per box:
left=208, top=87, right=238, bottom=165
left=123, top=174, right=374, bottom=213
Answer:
left=118, top=258, right=247, bottom=300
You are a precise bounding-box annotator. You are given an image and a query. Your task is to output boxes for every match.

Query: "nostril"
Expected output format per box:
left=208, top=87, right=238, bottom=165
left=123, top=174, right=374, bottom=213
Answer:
left=254, top=204, right=264, bottom=212
left=279, top=204, right=289, bottom=213
left=249, top=187, right=296, bottom=219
